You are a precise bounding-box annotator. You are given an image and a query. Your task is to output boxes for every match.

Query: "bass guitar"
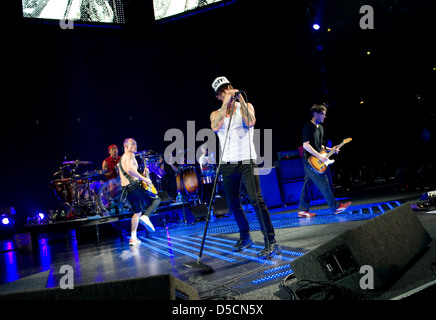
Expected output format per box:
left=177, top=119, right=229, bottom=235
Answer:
left=141, top=158, right=158, bottom=195
left=308, top=138, right=352, bottom=174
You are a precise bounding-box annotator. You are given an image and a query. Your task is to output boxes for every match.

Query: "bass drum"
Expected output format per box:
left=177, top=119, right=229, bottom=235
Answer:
left=50, top=178, right=73, bottom=202
left=98, top=178, right=131, bottom=214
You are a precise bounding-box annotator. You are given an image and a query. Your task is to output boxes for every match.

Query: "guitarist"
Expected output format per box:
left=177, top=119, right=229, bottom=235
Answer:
left=120, top=138, right=161, bottom=245
left=298, top=104, right=351, bottom=217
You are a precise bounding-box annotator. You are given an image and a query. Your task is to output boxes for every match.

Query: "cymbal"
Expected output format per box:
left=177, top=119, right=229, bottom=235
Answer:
left=62, top=160, right=93, bottom=165
left=53, top=170, right=63, bottom=176
left=82, top=169, right=111, bottom=176
left=135, top=150, right=158, bottom=158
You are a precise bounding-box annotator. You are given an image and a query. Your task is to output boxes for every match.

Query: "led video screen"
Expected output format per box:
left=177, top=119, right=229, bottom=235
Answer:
left=154, top=0, right=233, bottom=21
left=21, top=0, right=126, bottom=24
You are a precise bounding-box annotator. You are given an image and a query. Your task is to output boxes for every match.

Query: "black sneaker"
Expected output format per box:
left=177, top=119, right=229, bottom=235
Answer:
left=258, top=242, right=281, bottom=259
left=232, top=238, right=254, bottom=252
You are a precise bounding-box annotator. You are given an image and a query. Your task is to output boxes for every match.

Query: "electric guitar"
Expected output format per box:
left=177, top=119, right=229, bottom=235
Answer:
left=141, top=158, right=158, bottom=195
left=308, top=138, right=352, bottom=174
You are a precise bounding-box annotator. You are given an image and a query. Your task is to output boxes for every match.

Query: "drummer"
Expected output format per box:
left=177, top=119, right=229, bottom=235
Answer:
left=102, top=144, right=120, bottom=181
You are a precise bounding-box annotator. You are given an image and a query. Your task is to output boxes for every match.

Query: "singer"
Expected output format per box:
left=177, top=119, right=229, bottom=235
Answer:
left=210, top=76, right=280, bottom=259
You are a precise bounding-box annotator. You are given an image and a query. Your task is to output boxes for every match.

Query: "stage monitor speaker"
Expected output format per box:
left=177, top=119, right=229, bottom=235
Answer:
left=213, top=197, right=228, bottom=217
left=0, top=274, right=198, bottom=300
left=185, top=204, right=208, bottom=223
left=290, top=204, right=431, bottom=291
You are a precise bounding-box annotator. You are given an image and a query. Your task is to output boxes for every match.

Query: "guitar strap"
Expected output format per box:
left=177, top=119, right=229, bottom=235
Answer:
left=118, top=157, right=135, bottom=185
left=119, top=156, right=157, bottom=198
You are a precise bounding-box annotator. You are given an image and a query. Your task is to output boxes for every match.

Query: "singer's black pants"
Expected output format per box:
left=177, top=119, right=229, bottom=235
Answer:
left=221, top=161, right=276, bottom=244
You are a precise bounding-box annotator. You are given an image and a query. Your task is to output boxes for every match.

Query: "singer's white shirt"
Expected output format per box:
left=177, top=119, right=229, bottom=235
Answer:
left=217, top=103, right=257, bottom=163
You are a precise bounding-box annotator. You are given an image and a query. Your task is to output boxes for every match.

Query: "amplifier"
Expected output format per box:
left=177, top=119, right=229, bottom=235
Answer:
left=277, top=150, right=301, bottom=160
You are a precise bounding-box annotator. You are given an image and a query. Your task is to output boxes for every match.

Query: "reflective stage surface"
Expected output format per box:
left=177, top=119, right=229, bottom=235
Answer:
left=1, top=191, right=435, bottom=300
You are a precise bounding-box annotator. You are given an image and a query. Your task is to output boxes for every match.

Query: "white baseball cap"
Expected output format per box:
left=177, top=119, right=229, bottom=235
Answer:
left=211, top=76, right=231, bottom=93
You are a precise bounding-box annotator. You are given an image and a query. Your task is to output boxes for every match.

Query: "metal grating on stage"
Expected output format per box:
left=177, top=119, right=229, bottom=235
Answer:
left=152, top=200, right=404, bottom=238
left=134, top=233, right=306, bottom=296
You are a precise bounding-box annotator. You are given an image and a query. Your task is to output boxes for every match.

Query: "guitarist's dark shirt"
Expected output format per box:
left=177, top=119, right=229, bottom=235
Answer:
left=302, top=122, right=324, bottom=160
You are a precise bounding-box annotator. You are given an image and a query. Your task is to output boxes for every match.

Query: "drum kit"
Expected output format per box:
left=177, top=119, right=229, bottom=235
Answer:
left=50, top=159, right=130, bottom=220
left=48, top=151, right=225, bottom=222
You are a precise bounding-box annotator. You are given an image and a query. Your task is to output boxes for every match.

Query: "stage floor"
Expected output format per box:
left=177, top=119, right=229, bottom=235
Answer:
left=1, top=187, right=435, bottom=300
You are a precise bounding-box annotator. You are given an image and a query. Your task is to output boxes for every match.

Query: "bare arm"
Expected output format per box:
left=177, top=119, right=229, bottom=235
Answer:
left=325, top=145, right=340, bottom=153
left=238, top=93, right=256, bottom=127
left=124, top=154, right=151, bottom=184
left=210, top=104, right=227, bottom=132
left=303, top=141, right=327, bottom=162
left=102, top=160, right=111, bottom=179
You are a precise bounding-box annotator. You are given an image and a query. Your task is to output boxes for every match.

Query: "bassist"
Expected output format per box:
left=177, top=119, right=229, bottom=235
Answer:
left=120, top=138, right=161, bottom=245
left=298, top=104, right=351, bottom=217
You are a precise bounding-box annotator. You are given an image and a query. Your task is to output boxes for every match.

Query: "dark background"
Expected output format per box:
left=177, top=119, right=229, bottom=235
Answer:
left=2, top=0, right=435, bottom=229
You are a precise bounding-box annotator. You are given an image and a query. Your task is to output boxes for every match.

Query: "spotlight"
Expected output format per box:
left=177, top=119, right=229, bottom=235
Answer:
left=313, top=23, right=320, bottom=30
left=0, top=208, right=15, bottom=236
left=38, top=213, right=45, bottom=220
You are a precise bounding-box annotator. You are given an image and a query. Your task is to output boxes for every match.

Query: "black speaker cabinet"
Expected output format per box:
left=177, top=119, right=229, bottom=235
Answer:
left=213, top=197, right=228, bottom=217
left=0, top=274, right=198, bottom=300
left=185, top=204, right=208, bottom=223
left=290, top=204, right=431, bottom=291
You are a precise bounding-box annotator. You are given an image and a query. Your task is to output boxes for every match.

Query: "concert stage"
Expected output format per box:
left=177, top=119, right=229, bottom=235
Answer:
left=1, top=187, right=435, bottom=301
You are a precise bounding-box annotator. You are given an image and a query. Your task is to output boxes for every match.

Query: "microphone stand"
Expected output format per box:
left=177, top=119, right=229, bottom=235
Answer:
left=184, top=97, right=238, bottom=274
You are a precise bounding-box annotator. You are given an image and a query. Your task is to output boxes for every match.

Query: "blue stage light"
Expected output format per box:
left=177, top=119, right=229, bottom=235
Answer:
left=38, top=213, right=45, bottom=220
left=313, top=23, right=320, bottom=30
left=1, top=217, right=9, bottom=225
